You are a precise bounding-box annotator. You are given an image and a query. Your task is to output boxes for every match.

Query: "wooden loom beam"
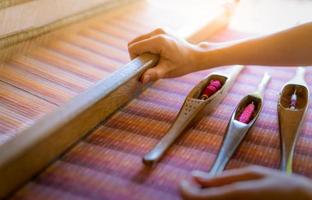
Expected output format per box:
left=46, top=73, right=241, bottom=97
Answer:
left=0, top=1, right=238, bottom=198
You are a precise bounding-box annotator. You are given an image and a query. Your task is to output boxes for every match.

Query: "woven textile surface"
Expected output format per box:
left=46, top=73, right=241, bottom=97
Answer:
left=11, top=28, right=312, bottom=200
left=0, top=0, right=215, bottom=144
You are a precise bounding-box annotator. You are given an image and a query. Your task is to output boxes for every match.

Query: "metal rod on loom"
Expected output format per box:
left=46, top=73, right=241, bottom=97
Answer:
left=0, top=1, right=239, bottom=198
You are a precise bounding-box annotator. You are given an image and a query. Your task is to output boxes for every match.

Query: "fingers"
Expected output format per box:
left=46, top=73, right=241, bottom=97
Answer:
left=180, top=180, right=204, bottom=200
left=191, top=166, right=268, bottom=187
left=140, top=60, right=169, bottom=84
left=128, top=34, right=168, bottom=59
left=128, top=28, right=165, bottom=47
left=128, top=28, right=173, bottom=83
left=180, top=179, right=263, bottom=200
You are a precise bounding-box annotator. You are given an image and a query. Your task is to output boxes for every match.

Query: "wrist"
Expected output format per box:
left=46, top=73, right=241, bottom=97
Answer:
left=191, top=42, right=227, bottom=70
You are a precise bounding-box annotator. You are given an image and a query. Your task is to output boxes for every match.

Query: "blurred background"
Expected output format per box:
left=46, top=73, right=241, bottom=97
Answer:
left=148, top=0, right=312, bottom=34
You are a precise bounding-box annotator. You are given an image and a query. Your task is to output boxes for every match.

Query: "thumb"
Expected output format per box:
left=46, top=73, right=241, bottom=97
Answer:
left=140, top=62, right=169, bottom=84
left=191, top=167, right=264, bottom=188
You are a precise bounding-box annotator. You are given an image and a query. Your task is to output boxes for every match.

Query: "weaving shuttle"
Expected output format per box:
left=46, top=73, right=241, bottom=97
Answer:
left=208, top=72, right=271, bottom=175
left=143, top=65, right=244, bottom=166
left=278, top=67, right=309, bottom=174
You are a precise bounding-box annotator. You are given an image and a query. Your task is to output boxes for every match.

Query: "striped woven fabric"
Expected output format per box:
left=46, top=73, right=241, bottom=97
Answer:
left=0, top=1, right=217, bottom=145
left=11, top=29, right=312, bottom=200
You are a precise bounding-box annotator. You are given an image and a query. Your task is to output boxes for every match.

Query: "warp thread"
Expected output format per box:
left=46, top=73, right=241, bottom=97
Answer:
left=200, top=80, right=222, bottom=100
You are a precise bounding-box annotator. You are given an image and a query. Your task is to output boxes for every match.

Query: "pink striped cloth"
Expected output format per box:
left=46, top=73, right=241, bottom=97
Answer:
left=11, top=29, right=312, bottom=200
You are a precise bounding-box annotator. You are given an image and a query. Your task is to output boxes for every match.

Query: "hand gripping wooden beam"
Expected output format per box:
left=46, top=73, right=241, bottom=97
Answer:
left=0, top=0, right=239, bottom=198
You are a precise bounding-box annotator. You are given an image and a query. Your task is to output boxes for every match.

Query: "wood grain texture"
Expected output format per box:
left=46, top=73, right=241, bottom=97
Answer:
left=278, top=67, right=310, bottom=174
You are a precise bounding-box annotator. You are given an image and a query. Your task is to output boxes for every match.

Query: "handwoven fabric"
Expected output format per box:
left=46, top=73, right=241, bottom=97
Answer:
left=11, top=28, right=312, bottom=200
left=1, top=0, right=216, bottom=144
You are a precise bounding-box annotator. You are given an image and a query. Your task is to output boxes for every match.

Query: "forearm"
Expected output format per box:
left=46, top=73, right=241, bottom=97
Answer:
left=194, top=22, right=312, bottom=70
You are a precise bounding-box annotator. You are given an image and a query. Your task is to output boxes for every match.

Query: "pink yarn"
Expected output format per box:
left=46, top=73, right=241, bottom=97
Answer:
left=238, top=102, right=255, bottom=124
left=201, top=80, right=222, bottom=99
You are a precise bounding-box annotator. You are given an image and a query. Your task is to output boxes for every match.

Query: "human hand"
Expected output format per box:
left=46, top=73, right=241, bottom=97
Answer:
left=180, top=166, right=312, bottom=200
left=128, top=28, right=203, bottom=84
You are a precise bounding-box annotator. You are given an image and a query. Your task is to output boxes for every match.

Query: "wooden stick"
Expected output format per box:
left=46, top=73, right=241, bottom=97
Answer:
left=209, top=73, right=271, bottom=175
left=0, top=53, right=158, bottom=197
left=143, top=65, right=244, bottom=166
left=0, top=1, right=239, bottom=198
left=278, top=67, right=309, bottom=174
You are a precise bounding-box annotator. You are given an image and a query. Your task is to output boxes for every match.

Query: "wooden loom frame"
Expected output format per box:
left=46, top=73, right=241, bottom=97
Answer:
left=0, top=1, right=238, bottom=198
left=0, top=0, right=136, bottom=62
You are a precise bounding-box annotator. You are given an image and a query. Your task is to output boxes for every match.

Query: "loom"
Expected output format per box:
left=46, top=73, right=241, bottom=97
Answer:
left=0, top=0, right=312, bottom=200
